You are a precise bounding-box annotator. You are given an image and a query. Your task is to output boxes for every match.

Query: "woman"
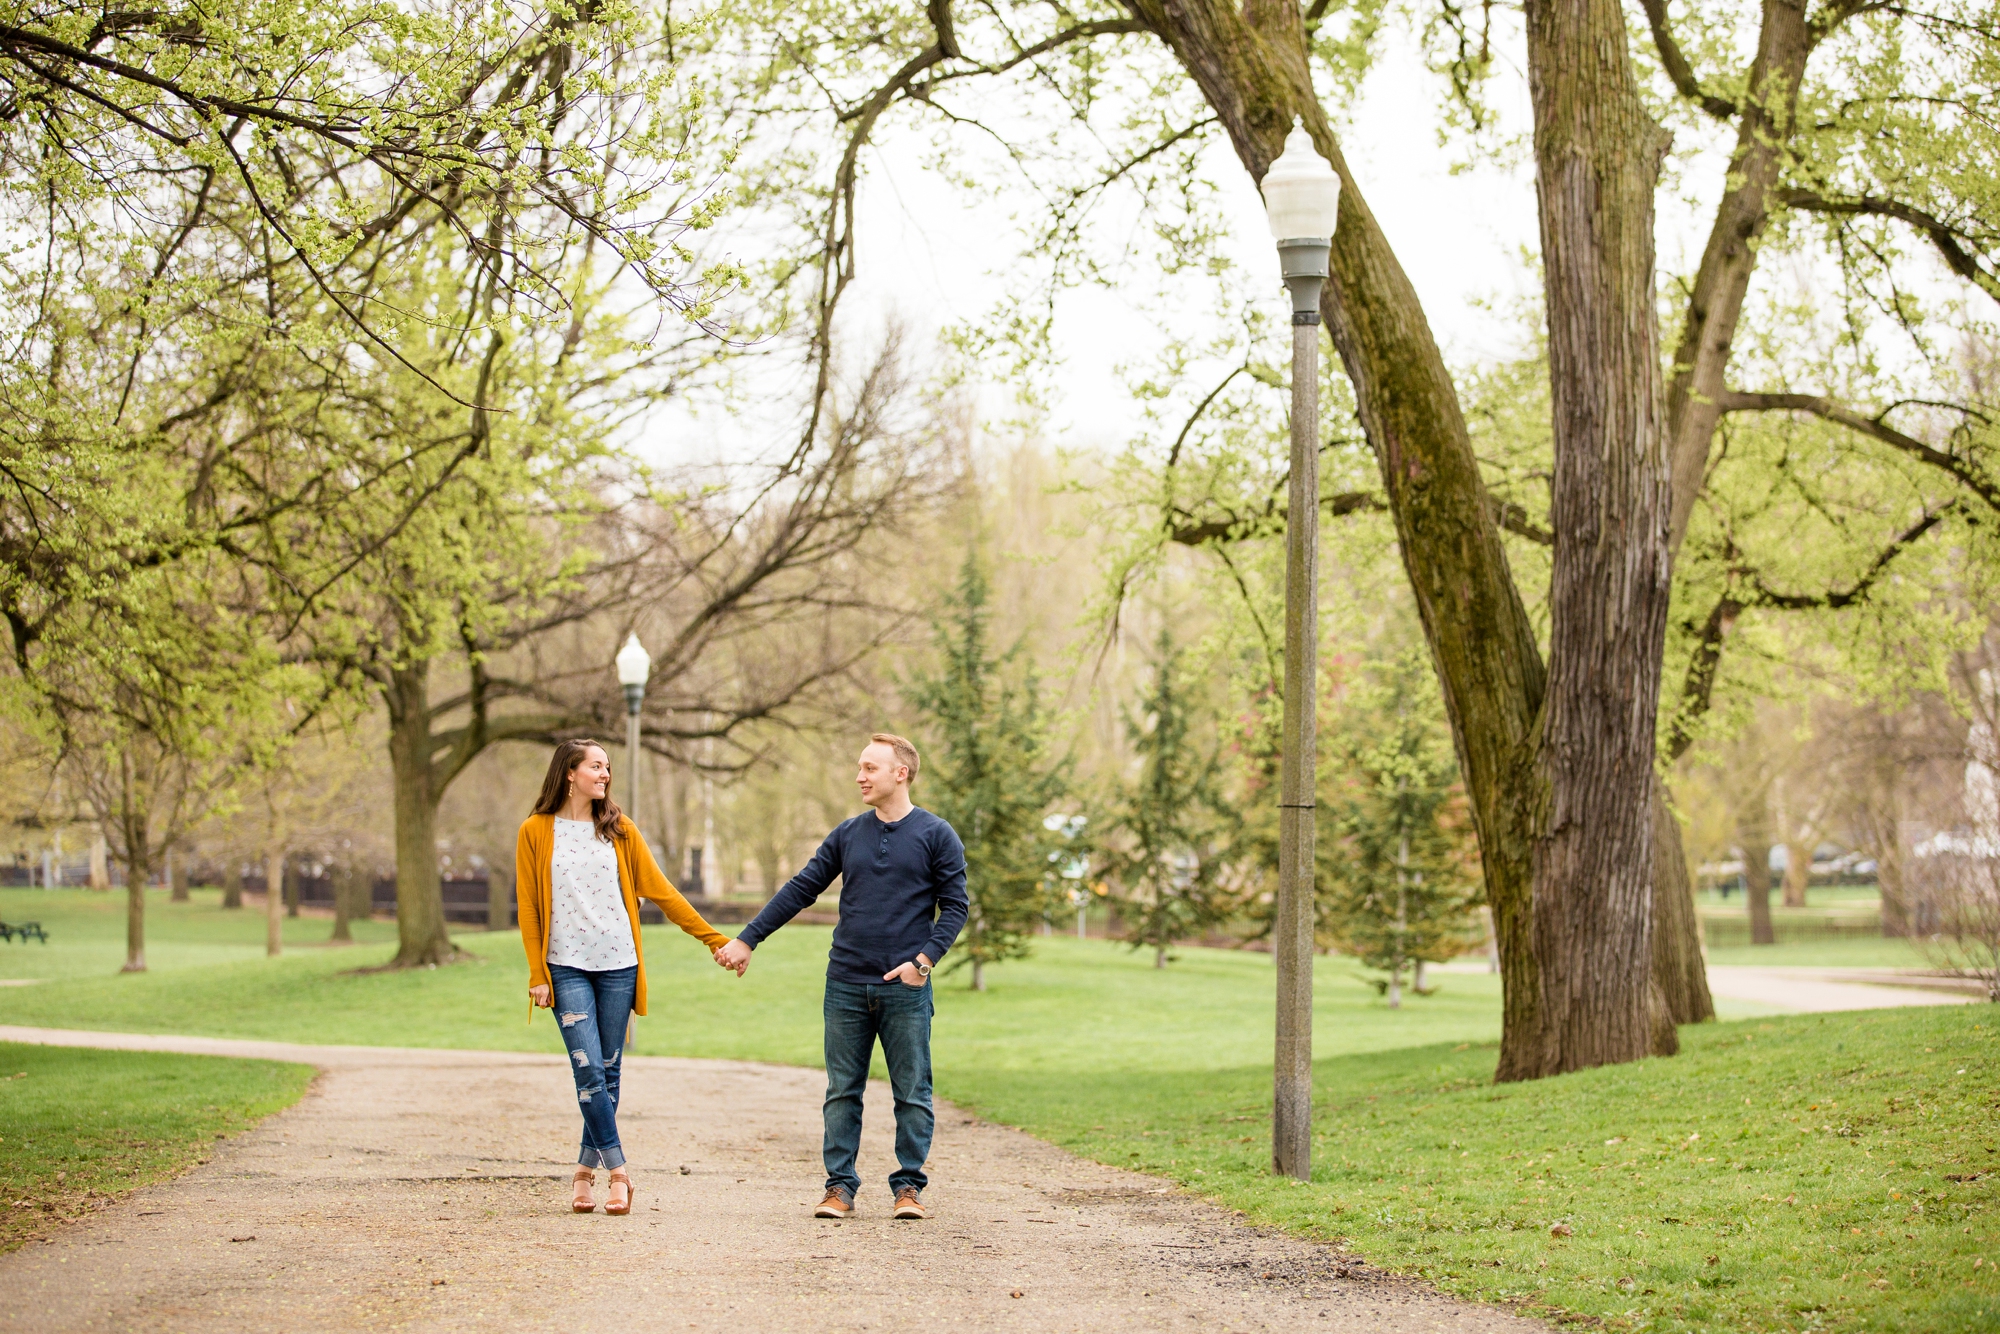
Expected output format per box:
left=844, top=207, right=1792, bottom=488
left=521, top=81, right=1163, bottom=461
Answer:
left=517, top=738, right=728, bottom=1214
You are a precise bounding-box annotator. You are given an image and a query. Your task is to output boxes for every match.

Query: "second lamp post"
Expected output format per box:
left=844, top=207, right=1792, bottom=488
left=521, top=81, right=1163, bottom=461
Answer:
left=615, top=633, right=652, bottom=822
left=1261, top=116, right=1341, bottom=1183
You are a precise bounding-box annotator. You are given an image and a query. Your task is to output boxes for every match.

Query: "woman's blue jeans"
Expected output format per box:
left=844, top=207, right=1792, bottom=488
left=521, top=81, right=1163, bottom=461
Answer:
left=822, top=978, right=934, bottom=1201
left=548, top=963, right=636, bottom=1171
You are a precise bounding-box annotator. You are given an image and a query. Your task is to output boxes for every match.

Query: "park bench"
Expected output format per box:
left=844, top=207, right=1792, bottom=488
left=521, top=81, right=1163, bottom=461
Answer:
left=0, top=921, right=49, bottom=943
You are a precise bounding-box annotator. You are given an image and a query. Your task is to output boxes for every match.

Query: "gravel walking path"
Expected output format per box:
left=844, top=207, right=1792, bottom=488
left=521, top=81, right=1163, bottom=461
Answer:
left=0, top=1026, right=1546, bottom=1334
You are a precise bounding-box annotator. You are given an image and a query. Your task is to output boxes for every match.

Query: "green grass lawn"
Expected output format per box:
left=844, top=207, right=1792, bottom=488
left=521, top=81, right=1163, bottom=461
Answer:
left=0, top=1043, right=314, bottom=1254
left=0, top=897, right=1503, bottom=1069
left=951, top=1006, right=1997, bottom=1334
left=4, top=890, right=1991, bottom=1331
left=0, top=887, right=400, bottom=980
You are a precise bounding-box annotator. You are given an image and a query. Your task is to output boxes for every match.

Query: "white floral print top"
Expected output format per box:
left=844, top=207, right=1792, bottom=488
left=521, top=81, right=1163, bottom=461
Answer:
left=547, top=817, right=638, bottom=971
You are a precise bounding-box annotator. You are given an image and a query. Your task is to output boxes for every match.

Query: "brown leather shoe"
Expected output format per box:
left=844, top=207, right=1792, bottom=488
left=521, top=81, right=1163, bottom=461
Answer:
left=814, top=1189, right=854, bottom=1219
left=893, top=1188, right=928, bottom=1220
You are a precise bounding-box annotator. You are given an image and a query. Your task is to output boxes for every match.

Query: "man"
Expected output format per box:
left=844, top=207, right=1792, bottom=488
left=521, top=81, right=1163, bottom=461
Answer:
left=715, top=733, right=967, bottom=1221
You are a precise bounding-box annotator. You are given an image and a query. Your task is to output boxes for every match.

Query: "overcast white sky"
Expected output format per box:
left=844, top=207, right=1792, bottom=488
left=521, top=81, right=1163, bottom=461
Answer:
left=833, top=29, right=1548, bottom=450
left=636, top=25, right=1745, bottom=467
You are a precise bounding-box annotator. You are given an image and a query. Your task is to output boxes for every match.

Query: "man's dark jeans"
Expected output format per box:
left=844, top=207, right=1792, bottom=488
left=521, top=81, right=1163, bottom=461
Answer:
left=548, top=962, right=637, bottom=1171
left=822, top=977, right=934, bottom=1200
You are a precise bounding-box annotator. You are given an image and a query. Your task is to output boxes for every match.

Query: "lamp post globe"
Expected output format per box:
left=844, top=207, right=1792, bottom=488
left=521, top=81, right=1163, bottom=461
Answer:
left=1263, top=114, right=1339, bottom=1186
left=614, top=633, right=652, bottom=819
left=1261, top=117, right=1342, bottom=318
left=616, top=632, right=652, bottom=714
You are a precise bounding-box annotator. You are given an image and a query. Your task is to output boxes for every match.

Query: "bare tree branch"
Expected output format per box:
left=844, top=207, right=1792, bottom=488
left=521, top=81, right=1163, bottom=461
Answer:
left=1718, top=389, right=2000, bottom=513
left=1637, top=0, right=1739, bottom=120
left=1739, top=503, right=1956, bottom=611
left=1779, top=187, right=2000, bottom=306
left=1669, top=503, right=1955, bottom=760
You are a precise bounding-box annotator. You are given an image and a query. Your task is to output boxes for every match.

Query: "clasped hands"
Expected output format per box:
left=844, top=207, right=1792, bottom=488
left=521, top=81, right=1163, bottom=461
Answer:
left=709, top=939, right=930, bottom=986
left=529, top=944, right=929, bottom=1006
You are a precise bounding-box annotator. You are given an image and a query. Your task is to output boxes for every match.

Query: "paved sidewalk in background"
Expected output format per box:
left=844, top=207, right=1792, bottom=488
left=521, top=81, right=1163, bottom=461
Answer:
left=0, top=1026, right=1548, bottom=1334
left=1701, top=966, right=1978, bottom=1013
left=1430, top=961, right=1977, bottom=1014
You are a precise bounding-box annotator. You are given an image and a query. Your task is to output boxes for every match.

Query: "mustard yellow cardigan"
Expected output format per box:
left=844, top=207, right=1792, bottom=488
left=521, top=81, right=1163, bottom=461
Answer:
left=515, top=812, right=728, bottom=1016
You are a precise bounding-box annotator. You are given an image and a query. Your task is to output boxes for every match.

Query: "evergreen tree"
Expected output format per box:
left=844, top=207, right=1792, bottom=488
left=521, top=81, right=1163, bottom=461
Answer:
left=1322, top=645, right=1482, bottom=1005
left=907, top=549, right=1065, bottom=991
left=1105, top=628, right=1237, bottom=967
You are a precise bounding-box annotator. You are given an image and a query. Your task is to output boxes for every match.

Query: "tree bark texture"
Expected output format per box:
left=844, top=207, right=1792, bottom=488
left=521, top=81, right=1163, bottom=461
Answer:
left=169, top=847, right=188, bottom=902
left=1519, top=0, right=1676, bottom=1076
left=1273, top=316, right=1319, bottom=1181
left=1664, top=0, right=1813, bottom=551
left=284, top=857, right=300, bottom=918
left=221, top=862, right=242, bottom=909
left=1116, top=0, right=1697, bottom=1080
left=385, top=662, right=460, bottom=967
left=1650, top=792, right=1712, bottom=1032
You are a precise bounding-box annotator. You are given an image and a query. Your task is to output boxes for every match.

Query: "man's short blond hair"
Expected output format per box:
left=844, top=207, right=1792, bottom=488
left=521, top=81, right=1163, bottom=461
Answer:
left=870, top=732, right=920, bottom=786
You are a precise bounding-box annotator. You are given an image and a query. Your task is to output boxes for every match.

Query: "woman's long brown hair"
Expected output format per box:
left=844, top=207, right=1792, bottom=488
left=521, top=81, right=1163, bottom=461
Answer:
left=532, top=739, right=627, bottom=844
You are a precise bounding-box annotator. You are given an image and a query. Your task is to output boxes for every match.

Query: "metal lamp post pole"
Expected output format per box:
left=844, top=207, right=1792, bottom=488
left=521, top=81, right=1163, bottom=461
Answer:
left=1263, top=117, right=1339, bottom=1184
left=1273, top=237, right=1325, bottom=1182
left=624, top=683, right=644, bottom=818
left=615, top=633, right=652, bottom=832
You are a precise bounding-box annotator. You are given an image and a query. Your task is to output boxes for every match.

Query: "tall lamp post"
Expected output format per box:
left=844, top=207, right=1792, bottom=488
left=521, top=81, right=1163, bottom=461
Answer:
left=615, top=633, right=652, bottom=824
left=1262, top=116, right=1341, bottom=1182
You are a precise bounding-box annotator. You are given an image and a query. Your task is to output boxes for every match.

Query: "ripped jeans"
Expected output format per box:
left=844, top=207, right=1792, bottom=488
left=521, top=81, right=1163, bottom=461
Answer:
left=548, top=963, right=637, bottom=1171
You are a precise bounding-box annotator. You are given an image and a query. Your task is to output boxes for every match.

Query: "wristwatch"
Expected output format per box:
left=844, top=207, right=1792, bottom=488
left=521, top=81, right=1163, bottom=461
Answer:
left=914, top=959, right=932, bottom=979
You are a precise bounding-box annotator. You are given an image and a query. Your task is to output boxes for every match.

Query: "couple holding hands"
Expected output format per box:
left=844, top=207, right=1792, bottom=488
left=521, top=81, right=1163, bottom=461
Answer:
left=516, top=733, right=967, bottom=1219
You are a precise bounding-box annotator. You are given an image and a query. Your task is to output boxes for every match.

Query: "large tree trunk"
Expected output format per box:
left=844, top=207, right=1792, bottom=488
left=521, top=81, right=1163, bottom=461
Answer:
left=385, top=662, right=459, bottom=967
left=168, top=846, right=188, bottom=902
left=1121, top=0, right=1693, bottom=1078
left=1517, top=0, right=1676, bottom=1077
left=221, top=861, right=242, bottom=909
left=1119, top=0, right=1548, bottom=1069
left=1652, top=791, right=1714, bottom=1030
left=284, top=856, right=300, bottom=918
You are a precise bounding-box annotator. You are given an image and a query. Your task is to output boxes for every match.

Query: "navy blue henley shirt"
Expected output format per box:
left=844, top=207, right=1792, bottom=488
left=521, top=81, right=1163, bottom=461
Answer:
left=737, top=807, right=968, bottom=985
